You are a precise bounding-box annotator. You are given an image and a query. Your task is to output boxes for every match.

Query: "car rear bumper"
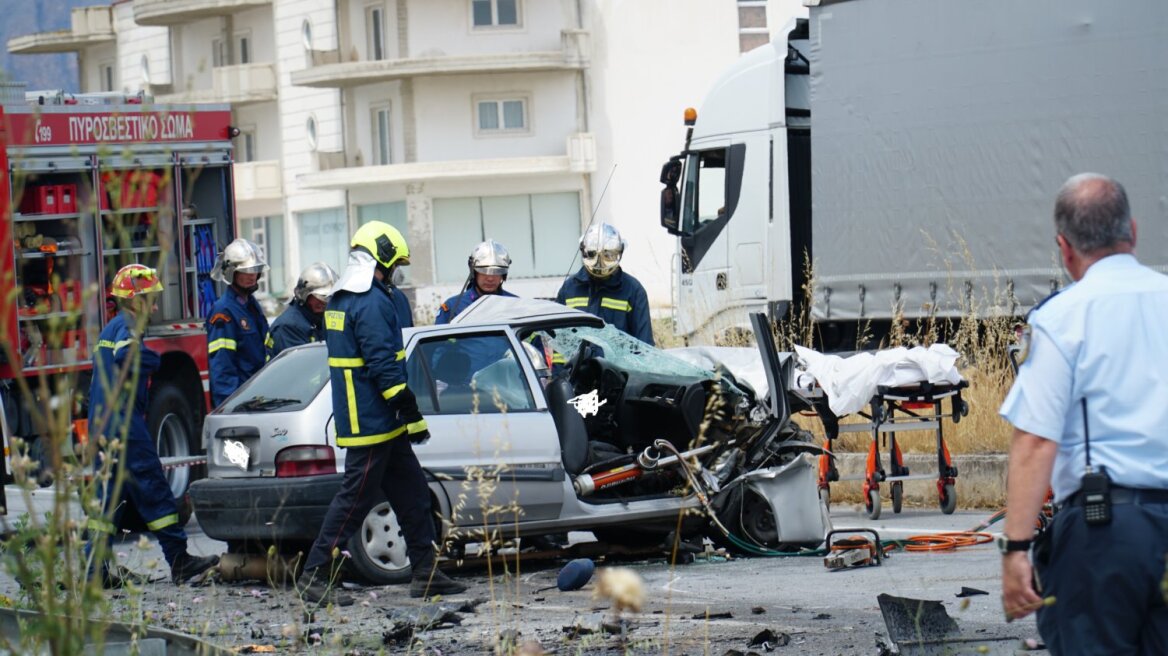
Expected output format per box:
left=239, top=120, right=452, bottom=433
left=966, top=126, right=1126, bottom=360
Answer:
left=189, top=474, right=342, bottom=542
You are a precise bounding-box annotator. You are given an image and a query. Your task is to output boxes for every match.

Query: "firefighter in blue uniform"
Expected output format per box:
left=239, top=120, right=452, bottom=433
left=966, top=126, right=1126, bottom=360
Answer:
left=389, top=265, right=414, bottom=328
left=87, top=264, right=220, bottom=587
left=556, top=223, right=654, bottom=345
left=435, top=239, right=516, bottom=324
left=296, top=221, right=466, bottom=606
left=206, top=238, right=271, bottom=406
left=266, top=262, right=338, bottom=358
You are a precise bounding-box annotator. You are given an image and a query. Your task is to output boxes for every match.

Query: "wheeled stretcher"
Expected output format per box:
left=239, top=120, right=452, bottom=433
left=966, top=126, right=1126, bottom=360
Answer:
left=804, top=379, right=969, bottom=519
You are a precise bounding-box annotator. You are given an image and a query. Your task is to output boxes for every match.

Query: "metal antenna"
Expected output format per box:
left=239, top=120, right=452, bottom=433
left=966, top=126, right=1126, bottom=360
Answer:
left=565, top=163, right=617, bottom=278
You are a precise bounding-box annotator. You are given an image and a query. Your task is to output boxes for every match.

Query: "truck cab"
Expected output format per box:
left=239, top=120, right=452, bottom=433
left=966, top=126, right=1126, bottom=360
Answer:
left=660, top=18, right=810, bottom=343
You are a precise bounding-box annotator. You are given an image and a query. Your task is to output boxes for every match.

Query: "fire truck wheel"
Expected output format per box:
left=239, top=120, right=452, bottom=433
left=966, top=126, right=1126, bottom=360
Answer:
left=147, top=381, right=199, bottom=500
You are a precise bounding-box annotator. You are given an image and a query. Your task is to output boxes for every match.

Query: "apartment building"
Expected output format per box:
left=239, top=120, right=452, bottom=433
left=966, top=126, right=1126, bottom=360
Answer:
left=9, top=0, right=803, bottom=315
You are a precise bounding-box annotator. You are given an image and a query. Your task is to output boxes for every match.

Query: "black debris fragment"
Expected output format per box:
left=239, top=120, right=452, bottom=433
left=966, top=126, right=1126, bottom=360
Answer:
left=749, top=628, right=791, bottom=650
left=955, top=587, right=989, bottom=598
left=562, top=624, right=595, bottom=639
left=813, top=613, right=832, bottom=620
left=751, top=606, right=767, bottom=615
left=692, top=610, right=734, bottom=620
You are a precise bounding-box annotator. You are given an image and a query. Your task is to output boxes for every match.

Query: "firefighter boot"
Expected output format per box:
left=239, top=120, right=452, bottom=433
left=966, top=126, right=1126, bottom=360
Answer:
left=296, top=567, right=354, bottom=607
left=171, top=553, right=220, bottom=586
left=409, top=554, right=466, bottom=598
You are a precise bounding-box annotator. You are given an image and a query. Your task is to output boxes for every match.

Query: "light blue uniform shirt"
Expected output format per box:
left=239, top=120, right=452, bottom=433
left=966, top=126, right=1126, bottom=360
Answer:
left=1000, top=254, right=1168, bottom=503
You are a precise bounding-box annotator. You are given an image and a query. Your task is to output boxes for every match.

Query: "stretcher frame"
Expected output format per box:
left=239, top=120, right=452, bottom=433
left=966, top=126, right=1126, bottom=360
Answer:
left=804, top=380, right=969, bottom=519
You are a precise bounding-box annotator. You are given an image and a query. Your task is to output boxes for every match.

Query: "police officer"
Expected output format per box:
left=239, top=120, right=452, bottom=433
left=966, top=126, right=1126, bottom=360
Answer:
left=266, top=262, right=338, bottom=358
left=297, top=221, right=466, bottom=606
left=87, top=264, right=220, bottom=587
left=206, top=238, right=271, bottom=406
left=556, top=223, right=654, bottom=345
left=1000, top=173, right=1168, bottom=652
left=435, top=239, right=516, bottom=324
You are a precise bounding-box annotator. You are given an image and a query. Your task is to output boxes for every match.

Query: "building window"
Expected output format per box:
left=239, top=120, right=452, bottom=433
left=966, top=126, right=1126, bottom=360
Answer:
left=302, top=19, right=314, bottom=51
left=471, top=0, right=519, bottom=28
left=366, top=4, right=386, bottom=60
left=238, top=32, right=252, bottom=64
left=239, top=216, right=286, bottom=296
left=99, top=62, right=115, bottom=92
left=297, top=208, right=349, bottom=274
left=475, top=97, right=528, bottom=135
left=432, top=192, right=579, bottom=283
left=371, top=103, right=392, bottom=165
left=306, top=115, right=318, bottom=151
left=212, top=39, right=226, bottom=68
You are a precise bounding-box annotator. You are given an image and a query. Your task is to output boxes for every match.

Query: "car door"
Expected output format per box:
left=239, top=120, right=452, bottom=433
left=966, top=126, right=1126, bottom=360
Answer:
left=406, top=326, right=564, bottom=528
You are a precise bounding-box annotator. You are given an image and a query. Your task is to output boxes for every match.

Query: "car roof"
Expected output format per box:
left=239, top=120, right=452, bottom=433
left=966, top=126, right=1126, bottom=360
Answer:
left=447, top=295, right=603, bottom=330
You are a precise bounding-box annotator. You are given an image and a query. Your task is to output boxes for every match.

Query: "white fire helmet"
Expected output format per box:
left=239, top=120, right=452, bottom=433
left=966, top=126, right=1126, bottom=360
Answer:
left=293, top=262, right=339, bottom=304
left=469, top=239, right=511, bottom=278
left=580, top=223, right=625, bottom=278
left=212, top=238, right=268, bottom=283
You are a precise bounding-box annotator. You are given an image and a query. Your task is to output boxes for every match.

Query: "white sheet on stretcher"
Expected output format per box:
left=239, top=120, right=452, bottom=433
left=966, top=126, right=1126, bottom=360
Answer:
left=793, top=344, right=965, bottom=417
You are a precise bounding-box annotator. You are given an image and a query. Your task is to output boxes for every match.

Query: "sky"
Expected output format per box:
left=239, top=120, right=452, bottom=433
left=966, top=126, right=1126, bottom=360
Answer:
left=0, top=0, right=94, bottom=92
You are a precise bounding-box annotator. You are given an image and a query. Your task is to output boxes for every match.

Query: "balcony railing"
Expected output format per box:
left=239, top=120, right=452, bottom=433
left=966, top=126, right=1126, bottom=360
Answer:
left=133, top=0, right=272, bottom=27
left=158, top=63, right=277, bottom=106
left=7, top=7, right=114, bottom=55
left=234, top=159, right=282, bottom=218
left=299, top=133, right=597, bottom=190
left=291, top=30, right=591, bottom=89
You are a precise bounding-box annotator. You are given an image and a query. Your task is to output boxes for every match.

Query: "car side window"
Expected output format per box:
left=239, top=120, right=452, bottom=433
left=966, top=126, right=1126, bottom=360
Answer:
left=408, top=332, right=535, bottom=415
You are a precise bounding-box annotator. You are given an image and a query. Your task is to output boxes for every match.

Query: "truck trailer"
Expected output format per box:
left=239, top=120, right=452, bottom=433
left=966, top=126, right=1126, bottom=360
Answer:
left=0, top=91, right=240, bottom=515
left=660, top=0, right=1168, bottom=346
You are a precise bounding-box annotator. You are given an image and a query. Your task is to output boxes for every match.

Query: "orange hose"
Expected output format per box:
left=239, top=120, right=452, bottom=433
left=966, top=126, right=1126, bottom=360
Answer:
left=903, top=531, right=993, bottom=552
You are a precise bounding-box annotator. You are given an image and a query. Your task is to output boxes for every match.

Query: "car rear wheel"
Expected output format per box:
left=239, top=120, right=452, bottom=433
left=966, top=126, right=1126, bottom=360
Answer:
left=346, top=501, right=413, bottom=585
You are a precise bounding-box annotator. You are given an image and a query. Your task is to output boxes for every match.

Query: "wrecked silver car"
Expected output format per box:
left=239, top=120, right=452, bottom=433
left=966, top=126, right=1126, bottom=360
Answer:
left=190, top=297, right=825, bottom=584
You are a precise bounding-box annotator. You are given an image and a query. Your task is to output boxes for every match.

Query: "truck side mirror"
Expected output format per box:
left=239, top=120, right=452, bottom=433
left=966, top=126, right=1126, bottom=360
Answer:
left=660, top=156, right=685, bottom=235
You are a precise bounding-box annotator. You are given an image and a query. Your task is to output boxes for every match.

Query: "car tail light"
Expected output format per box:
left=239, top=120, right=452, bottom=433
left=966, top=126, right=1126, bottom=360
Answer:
left=275, top=445, right=336, bottom=477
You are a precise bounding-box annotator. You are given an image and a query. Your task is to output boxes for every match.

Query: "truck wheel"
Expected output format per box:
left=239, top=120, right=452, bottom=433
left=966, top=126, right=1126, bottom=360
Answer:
left=345, top=501, right=413, bottom=585
left=147, top=381, right=199, bottom=500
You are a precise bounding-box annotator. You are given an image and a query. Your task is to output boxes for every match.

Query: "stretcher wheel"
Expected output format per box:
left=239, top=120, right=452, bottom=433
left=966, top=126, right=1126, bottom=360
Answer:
left=819, top=487, right=831, bottom=510
left=866, top=489, right=882, bottom=520
left=939, top=483, right=957, bottom=515
left=891, top=481, right=903, bottom=514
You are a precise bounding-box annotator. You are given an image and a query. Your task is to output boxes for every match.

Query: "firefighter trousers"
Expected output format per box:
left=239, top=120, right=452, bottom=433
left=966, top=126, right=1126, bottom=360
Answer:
left=304, top=436, right=436, bottom=573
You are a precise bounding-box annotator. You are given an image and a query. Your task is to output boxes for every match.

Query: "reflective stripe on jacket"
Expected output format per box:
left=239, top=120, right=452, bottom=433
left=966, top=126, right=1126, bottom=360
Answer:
left=555, top=267, right=654, bottom=345
left=206, top=290, right=270, bottom=407
left=267, top=302, right=324, bottom=359
left=326, top=283, right=410, bottom=448
left=88, top=312, right=160, bottom=445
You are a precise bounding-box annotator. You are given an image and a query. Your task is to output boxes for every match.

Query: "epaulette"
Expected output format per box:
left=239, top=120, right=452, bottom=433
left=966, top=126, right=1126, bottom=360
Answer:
left=209, top=312, right=232, bottom=325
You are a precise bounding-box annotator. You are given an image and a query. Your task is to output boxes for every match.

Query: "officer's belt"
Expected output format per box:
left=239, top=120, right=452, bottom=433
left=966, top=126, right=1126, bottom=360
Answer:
left=1060, top=485, right=1168, bottom=510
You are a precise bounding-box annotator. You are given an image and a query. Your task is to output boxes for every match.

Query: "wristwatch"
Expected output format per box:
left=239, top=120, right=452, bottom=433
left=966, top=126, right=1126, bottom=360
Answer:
left=995, top=535, right=1032, bottom=554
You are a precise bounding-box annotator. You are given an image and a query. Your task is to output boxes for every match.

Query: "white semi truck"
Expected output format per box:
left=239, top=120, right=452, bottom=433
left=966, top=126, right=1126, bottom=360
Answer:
left=660, top=0, right=1168, bottom=347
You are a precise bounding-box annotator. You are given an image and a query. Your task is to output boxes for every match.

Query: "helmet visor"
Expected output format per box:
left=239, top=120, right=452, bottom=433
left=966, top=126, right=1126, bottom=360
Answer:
left=474, top=265, right=508, bottom=276
left=582, top=248, right=621, bottom=276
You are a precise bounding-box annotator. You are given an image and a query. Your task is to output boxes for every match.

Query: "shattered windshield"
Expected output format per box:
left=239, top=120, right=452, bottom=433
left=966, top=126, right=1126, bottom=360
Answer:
left=544, top=324, right=714, bottom=378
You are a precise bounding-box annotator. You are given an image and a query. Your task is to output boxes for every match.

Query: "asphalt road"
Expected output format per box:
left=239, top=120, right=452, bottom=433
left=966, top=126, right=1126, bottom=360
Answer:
left=0, top=485, right=1047, bottom=655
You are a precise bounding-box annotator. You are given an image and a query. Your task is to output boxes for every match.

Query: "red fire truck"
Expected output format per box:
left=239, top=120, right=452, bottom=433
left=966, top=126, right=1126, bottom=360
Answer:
left=0, top=93, right=240, bottom=516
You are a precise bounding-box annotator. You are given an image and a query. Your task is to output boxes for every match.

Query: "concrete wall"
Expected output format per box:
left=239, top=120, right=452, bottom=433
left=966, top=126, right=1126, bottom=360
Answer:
left=236, top=5, right=277, bottom=63
left=349, top=80, right=404, bottom=165
left=412, top=72, right=576, bottom=162
left=234, top=101, right=283, bottom=162
left=114, top=2, right=171, bottom=90
left=274, top=0, right=346, bottom=275
left=80, top=42, right=117, bottom=93
left=172, top=17, right=219, bottom=92
left=407, top=0, right=567, bottom=58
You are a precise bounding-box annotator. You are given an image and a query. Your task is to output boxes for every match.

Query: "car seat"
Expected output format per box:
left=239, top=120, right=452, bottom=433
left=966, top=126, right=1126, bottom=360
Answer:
left=434, top=349, right=476, bottom=414
left=546, top=375, right=589, bottom=476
